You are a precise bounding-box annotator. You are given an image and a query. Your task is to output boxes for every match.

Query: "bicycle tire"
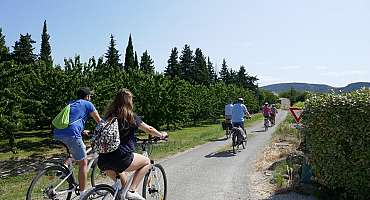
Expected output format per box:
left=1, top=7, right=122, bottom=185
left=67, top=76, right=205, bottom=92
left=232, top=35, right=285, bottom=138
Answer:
left=232, top=133, right=237, bottom=154
left=142, top=164, right=167, bottom=200
left=26, top=165, right=74, bottom=200
left=82, top=184, right=116, bottom=200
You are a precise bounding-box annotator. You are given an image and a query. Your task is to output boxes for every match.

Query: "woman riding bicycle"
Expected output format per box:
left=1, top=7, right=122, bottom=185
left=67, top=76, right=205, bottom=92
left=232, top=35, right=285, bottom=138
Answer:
left=97, top=88, right=167, bottom=200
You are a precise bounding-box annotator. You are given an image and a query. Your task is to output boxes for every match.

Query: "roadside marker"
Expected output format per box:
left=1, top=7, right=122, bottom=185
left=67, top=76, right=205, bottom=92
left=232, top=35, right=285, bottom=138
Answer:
left=289, top=107, right=304, bottom=123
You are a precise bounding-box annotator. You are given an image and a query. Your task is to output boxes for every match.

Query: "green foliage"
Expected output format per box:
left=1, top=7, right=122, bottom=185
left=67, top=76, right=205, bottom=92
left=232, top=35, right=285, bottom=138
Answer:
left=303, top=89, right=370, bottom=199
left=179, top=44, right=193, bottom=82
left=40, top=20, right=52, bottom=66
left=279, top=88, right=308, bottom=106
left=164, top=47, right=180, bottom=78
left=124, top=34, right=135, bottom=71
left=104, top=34, right=121, bottom=70
left=140, top=50, right=154, bottom=74
left=12, top=33, right=36, bottom=65
left=0, top=28, right=10, bottom=62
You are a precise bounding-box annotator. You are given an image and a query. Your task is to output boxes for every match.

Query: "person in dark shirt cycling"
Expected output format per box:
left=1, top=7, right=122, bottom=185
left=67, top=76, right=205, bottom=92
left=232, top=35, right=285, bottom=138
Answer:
left=97, top=88, right=167, bottom=200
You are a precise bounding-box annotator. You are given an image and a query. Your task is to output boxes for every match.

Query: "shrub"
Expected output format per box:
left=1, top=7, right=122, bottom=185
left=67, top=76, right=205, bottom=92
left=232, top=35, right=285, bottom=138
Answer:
left=303, top=89, right=370, bottom=199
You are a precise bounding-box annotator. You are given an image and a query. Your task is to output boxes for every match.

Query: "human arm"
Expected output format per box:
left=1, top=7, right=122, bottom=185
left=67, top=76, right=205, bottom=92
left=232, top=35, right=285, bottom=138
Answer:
left=90, top=111, right=102, bottom=123
left=138, top=122, right=167, bottom=139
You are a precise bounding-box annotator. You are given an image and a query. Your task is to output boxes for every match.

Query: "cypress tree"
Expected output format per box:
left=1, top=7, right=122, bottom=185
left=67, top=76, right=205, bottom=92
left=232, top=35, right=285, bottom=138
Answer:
left=193, top=48, right=208, bottom=84
left=0, top=28, right=9, bottom=62
left=134, top=51, right=139, bottom=70
left=164, top=47, right=180, bottom=78
left=104, top=34, right=121, bottom=70
left=179, top=44, right=193, bottom=82
left=39, top=20, right=52, bottom=66
left=124, top=34, right=135, bottom=71
left=207, top=57, right=217, bottom=84
left=140, top=50, right=155, bottom=74
left=12, top=33, right=36, bottom=65
left=219, top=58, right=230, bottom=84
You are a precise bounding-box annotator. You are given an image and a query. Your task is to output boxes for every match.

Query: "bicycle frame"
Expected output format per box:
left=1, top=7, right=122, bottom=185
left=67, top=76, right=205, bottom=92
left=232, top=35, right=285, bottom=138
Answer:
left=52, top=147, right=99, bottom=195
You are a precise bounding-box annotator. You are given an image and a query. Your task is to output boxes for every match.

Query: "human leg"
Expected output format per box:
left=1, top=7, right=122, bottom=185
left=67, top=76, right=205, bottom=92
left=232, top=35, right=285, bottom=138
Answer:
left=125, top=153, right=151, bottom=191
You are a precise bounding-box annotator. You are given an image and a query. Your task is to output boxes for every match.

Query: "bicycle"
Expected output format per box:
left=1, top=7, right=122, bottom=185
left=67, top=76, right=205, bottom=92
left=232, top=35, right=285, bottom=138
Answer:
left=222, top=118, right=233, bottom=139
left=82, top=136, right=167, bottom=200
left=264, top=116, right=270, bottom=131
left=26, top=139, right=108, bottom=200
left=231, top=124, right=247, bottom=154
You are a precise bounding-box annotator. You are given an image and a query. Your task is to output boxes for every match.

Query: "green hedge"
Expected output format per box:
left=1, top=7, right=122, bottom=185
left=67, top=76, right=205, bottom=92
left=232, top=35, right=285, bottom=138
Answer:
left=303, top=89, right=370, bottom=199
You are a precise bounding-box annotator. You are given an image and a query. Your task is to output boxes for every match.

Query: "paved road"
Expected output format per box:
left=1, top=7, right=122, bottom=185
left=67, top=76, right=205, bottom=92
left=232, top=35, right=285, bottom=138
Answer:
left=160, top=111, right=288, bottom=200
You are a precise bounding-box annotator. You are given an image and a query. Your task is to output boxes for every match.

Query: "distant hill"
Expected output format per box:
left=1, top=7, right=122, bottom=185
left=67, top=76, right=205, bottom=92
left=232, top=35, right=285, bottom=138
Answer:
left=262, top=82, right=370, bottom=93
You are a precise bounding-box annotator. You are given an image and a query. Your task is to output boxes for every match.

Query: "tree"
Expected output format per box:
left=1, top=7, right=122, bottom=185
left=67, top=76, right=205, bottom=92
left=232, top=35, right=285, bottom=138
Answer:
left=0, top=28, right=9, bottom=62
left=207, top=57, right=217, bottom=84
left=179, top=44, right=193, bottom=82
left=12, top=33, right=36, bottom=65
left=164, top=47, right=180, bottom=78
left=219, top=59, right=230, bottom=84
left=104, top=34, right=121, bottom=70
left=192, top=48, right=208, bottom=84
left=39, top=20, right=52, bottom=66
left=140, top=50, right=155, bottom=74
left=124, top=34, right=135, bottom=71
left=134, top=51, right=139, bottom=70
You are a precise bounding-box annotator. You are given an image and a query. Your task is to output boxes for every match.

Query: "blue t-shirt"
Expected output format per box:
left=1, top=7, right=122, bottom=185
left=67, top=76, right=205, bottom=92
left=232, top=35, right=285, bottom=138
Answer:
left=54, top=99, right=96, bottom=138
left=232, top=103, right=248, bottom=123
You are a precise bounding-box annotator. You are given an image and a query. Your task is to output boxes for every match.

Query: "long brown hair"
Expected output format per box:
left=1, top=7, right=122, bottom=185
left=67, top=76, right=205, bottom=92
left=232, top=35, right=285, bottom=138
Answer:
left=105, top=88, right=135, bottom=125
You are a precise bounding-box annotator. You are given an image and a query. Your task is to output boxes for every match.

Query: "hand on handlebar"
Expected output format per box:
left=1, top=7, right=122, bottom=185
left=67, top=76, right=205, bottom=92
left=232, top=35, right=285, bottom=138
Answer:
left=160, top=131, right=168, bottom=140
left=83, top=130, right=90, bottom=136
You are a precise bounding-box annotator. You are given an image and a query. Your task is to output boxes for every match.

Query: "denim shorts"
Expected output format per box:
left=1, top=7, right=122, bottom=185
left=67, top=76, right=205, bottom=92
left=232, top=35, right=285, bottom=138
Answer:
left=54, top=136, right=87, bottom=161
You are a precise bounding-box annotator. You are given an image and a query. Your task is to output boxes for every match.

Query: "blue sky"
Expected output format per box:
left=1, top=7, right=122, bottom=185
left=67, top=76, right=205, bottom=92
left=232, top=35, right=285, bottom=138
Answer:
left=1, top=0, right=369, bottom=87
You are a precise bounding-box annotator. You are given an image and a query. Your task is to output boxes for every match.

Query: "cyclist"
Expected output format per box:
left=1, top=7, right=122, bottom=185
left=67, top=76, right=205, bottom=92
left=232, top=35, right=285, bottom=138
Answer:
left=231, top=97, right=251, bottom=131
left=262, top=102, right=271, bottom=127
left=97, top=88, right=167, bottom=200
left=270, top=104, right=278, bottom=125
left=53, top=87, right=102, bottom=198
left=224, top=100, right=233, bottom=121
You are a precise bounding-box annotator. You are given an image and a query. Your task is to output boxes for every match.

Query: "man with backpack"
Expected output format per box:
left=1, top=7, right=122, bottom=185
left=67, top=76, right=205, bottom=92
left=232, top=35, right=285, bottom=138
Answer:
left=53, top=87, right=102, bottom=198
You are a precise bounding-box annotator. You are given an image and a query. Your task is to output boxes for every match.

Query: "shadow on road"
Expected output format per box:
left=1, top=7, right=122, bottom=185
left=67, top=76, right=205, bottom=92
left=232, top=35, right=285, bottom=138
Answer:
left=208, top=137, right=228, bottom=142
left=204, top=150, right=236, bottom=158
left=252, top=129, right=267, bottom=133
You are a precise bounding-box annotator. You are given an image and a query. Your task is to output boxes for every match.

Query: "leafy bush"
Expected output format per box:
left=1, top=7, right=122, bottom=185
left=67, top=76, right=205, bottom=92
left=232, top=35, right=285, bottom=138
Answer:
left=303, top=89, right=370, bottom=199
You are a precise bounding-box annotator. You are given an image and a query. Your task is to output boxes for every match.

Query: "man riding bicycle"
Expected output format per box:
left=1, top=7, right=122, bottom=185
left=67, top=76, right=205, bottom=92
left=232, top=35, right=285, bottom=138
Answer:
left=231, top=97, right=251, bottom=131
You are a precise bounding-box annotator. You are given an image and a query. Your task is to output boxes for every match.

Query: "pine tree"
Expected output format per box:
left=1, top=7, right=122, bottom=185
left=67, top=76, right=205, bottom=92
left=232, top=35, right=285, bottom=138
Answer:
left=124, top=34, right=135, bottom=71
left=219, top=59, right=230, bottom=84
left=12, top=33, right=36, bottom=65
left=140, top=50, right=155, bottom=74
left=0, top=28, right=9, bottom=62
left=164, top=47, right=180, bottom=78
left=104, top=34, right=121, bottom=70
left=134, top=51, right=139, bottom=70
left=207, top=57, right=217, bottom=84
left=193, top=48, right=208, bottom=84
left=40, top=20, right=52, bottom=66
left=179, top=44, right=193, bottom=82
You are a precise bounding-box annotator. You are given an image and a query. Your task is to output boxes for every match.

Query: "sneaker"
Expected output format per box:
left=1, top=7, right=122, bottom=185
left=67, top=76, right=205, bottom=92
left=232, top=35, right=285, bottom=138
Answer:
left=125, top=191, right=145, bottom=200
left=79, top=190, right=86, bottom=200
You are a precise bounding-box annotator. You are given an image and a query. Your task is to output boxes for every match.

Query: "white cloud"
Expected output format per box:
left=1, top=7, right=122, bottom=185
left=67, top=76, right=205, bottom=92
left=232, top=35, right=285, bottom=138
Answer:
left=322, top=70, right=366, bottom=77
left=314, top=66, right=328, bottom=70
left=280, top=65, right=301, bottom=70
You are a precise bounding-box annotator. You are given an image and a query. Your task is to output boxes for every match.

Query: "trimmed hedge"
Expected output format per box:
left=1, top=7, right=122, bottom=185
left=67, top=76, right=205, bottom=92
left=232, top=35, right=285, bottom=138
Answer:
left=303, top=89, right=370, bottom=199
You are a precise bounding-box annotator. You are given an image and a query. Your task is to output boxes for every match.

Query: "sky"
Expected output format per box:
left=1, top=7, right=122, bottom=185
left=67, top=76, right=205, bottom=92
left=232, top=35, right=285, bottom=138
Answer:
left=1, top=0, right=369, bottom=87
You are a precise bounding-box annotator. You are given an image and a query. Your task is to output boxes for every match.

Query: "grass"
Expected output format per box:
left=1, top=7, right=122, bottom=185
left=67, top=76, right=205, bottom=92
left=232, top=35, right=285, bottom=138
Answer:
left=0, top=114, right=263, bottom=200
left=256, top=114, right=301, bottom=190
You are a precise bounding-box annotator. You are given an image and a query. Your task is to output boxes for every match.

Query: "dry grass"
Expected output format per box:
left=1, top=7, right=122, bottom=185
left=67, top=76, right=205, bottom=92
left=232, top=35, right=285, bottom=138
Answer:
left=256, top=116, right=301, bottom=171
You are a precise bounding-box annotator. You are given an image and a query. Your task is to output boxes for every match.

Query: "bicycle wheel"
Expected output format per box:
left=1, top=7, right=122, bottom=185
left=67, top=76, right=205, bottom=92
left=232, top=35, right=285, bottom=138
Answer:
left=90, top=160, right=112, bottom=187
left=142, top=164, right=167, bottom=200
left=26, top=165, right=74, bottom=200
left=82, top=184, right=116, bottom=200
left=232, top=133, right=237, bottom=154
